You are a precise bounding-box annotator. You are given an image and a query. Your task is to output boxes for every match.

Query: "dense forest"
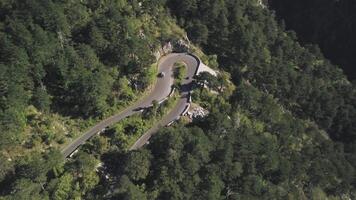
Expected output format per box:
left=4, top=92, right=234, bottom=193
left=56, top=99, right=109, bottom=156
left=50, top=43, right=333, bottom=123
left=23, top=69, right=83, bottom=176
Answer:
left=1, top=0, right=356, bottom=199
left=270, top=0, right=356, bottom=81
left=97, top=83, right=354, bottom=199
left=0, top=0, right=172, bottom=150
left=168, top=0, right=356, bottom=153
left=0, top=0, right=176, bottom=198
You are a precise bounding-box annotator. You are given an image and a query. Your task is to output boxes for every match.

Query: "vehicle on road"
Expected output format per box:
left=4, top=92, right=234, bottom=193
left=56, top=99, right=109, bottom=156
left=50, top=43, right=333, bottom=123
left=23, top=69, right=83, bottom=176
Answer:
left=133, top=107, right=145, bottom=112
left=62, top=53, right=199, bottom=157
left=69, top=149, right=79, bottom=158
left=158, top=72, right=165, bottom=77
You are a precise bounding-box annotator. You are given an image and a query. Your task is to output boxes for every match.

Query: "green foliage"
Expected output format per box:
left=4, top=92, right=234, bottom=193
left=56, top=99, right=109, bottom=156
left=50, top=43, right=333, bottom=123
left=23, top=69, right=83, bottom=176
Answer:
left=98, top=81, right=356, bottom=199
left=0, top=0, right=173, bottom=151
left=173, top=62, right=186, bottom=84
left=111, top=175, right=147, bottom=200
left=52, top=173, right=74, bottom=200
left=16, top=153, right=48, bottom=182
left=168, top=0, right=356, bottom=170
left=2, top=0, right=356, bottom=199
left=111, top=114, right=147, bottom=149
left=0, top=154, right=13, bottom=183
left=271, top=0, right=356, bottom=81
left=0, top=0, right=177, bottom=197
left=194, top=71, right=227, bottom=95
left=8, top=178, right=43, bottom=200
left=32, top=87, right=51, bottom=113
left=123, top=150, right=152, bottom=181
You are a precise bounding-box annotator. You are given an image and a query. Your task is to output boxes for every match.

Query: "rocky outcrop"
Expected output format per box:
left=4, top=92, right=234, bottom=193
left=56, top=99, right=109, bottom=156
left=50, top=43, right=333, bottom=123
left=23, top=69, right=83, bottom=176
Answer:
left=154, top=37, right=191, bottom=60
left=154, top=42, right=173, bottom=60
left=187, top=105, right=209, bottom=120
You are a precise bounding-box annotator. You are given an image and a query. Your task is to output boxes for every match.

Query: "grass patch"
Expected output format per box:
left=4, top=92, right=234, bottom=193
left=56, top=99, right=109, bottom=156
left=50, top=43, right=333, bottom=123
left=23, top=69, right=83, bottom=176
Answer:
left=173, top=62, right=187, bottom=87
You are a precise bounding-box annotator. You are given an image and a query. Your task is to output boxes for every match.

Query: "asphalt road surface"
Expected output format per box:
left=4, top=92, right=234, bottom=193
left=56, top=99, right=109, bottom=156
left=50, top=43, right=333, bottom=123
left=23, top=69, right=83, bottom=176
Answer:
left=61, top=53, right=199, bottom=157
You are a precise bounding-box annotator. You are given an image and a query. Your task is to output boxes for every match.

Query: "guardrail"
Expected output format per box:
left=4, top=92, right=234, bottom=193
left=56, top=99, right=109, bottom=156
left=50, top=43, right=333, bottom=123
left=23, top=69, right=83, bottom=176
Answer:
left=181, top=103, right=190, bottom=116
left=65, top=53, right=201, bottom=157
left=158, top=98, right=168, bottom=105
left=187, top=53, right=201, bottom=77
left=168, top=87, right=175, bottom=97
left=166, top=115, right=181, bottom=127
left=187, top=92, right=192, bottom=103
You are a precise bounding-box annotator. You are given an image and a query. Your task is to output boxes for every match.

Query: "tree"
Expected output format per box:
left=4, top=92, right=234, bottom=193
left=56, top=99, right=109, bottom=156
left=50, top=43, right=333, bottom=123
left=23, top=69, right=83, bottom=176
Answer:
left=52, top=173, right=74, bottom=200
left=188, top=20, right=209, bottom=45
left=111, top=175, right=147, bottom=200
left=16, top=153, right=48, bottom=183
left=114, top=76, right=135, bottom=104
left=203, top=174, right=225, bottom=200
left=81, top=170, right=99, bottom=193
left=32, top=86, right=51, bottom=112
left=69, top=152, right=99, bottom=193
left=9, top=178, right=43, bottom=200
left=123, top=149, right=152, bottom=181
left=151, top=100, right=159, bottom=117
left=194, top=72, right=216, bottom=93
left=71, top=152, right=99, bottom=174
left=0, top=154, right=13, bottom=182
left=45, top=149, right=65, bottom=178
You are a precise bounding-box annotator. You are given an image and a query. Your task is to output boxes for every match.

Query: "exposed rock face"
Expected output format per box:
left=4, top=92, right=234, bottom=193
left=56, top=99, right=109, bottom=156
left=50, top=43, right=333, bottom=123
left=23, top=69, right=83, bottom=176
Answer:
left=175, top=39, right=190, bottom=52
left=187, top=105, right=209, bottom=120
left=197, top=62, right=217, bottom=76
left=154, top=50, right=161, bottom=61
left=163, top=42, right=173, bottom=54
left=154, top=38, right=191, bottom=60
left=154, top=42, right=173, bottom=60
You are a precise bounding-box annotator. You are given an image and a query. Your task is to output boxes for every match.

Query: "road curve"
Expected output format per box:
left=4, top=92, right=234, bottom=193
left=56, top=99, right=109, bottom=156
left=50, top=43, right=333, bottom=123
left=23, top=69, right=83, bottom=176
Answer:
left=61, top=53, right=199, bottom=157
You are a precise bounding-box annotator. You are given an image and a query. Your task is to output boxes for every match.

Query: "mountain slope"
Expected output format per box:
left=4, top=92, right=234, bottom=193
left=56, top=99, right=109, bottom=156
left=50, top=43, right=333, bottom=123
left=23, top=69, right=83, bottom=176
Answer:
left=270, top=0, right=356, bottom=81
left=0, top=0, right=355, bottom=199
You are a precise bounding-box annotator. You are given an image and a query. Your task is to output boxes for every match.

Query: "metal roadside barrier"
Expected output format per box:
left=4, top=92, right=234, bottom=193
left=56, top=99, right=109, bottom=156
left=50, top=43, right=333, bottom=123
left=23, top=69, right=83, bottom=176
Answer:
left=166, top=121, right=175, bottom=127
left=168, top=87, right=175, bottom=97
left=158, top=97, right=168, bottom=105
left=166, top=115, right=182, bottom=127
left=187, top=53, right=201, bottom=76
left=64, top=53, right=201, bottom=157
left=181, top=103, right=191, bottom=116
left=187, top=92, right=192, bottom=103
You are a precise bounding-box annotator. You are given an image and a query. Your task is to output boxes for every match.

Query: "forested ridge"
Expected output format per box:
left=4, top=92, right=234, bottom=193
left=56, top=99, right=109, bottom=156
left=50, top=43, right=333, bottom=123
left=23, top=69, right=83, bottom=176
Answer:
left=168, top=0, right=356, bottom=145
left=0, top=0, right=177, bottom=198
left=1, top=0, right=356, bottom=199
left=0, top=0, right=157, bottom=150
left=270, top=0, right=356, bottom=81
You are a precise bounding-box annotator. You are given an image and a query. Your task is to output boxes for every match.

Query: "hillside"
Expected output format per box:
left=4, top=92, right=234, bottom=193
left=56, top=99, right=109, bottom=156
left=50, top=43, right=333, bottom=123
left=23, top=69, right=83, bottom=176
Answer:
left=270, top=0, right=356, bottom=81
left=0, top=0, right=182, bottom=198
left=1, top=0, right=356, bottom=199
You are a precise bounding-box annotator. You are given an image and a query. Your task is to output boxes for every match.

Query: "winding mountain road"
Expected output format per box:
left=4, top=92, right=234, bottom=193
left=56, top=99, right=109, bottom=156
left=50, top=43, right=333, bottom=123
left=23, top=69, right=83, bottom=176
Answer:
left=61, top=53, right=199, bottom=157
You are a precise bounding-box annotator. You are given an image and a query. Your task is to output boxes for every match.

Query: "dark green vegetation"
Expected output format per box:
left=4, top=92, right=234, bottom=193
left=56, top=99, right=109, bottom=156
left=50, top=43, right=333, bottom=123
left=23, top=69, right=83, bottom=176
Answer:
left=1, top=0, right=356, bottom=199
left=270, top=0, right=356, bottom=80
left=0, top=0, right=177, bottom=198
left=168, top=0, right=356, bottom=153
left=101, top=83, right=354, bottom=199
left=97, top=0, right=355, bottom=199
